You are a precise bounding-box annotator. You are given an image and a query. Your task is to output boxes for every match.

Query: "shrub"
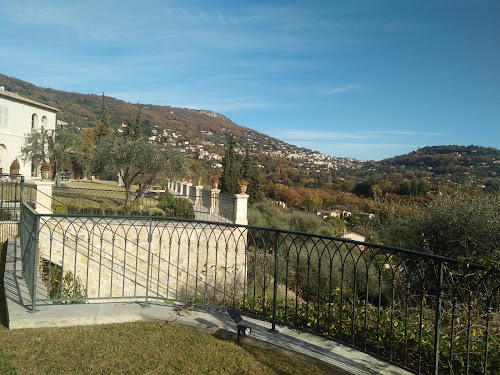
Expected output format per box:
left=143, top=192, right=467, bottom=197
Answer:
left=381, top=191, right=500, bottom=265
left=47, top=264, right=86, bottom=304
left=157, top=193, right=193, bottom=218
left=148, top=207, right=165, bottom=216
left=52, top=202, right=68, bottom=214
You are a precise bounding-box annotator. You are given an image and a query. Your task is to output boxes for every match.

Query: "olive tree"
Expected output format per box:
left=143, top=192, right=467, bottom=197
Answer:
left=21, top=126, right=88, bottom=182
left=91, top=136, right=187, bottom=205
left=20, top=128, right=54, bottom=167
left=381, top=191, right=500, bottom=265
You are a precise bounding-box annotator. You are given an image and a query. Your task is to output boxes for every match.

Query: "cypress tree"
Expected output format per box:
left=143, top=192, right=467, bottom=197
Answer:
left=220, top=135, right=239, bottom=195
left=241, top=144, right=264, bottom=203
left=95, top=93, right=112, bottom=142
left=131, top=105, right=143, bottom=139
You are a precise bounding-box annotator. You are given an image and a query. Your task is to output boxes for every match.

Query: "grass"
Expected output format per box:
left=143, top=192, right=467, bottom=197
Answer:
left=62, top=180, right=140, bottom=192
left=0, top=241, right=331, bottom=375
left=0, top=322, right=330, bottom=375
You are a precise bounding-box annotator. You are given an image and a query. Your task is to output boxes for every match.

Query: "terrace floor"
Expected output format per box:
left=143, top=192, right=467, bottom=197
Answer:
left=4, top=239, right=410, bottom=375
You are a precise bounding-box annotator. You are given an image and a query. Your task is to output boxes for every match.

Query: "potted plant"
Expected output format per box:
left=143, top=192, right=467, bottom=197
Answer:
left=212, top=176, right=219, bottom=189
left=187, top=175, right=193, bottom=184
left=238, top=179, right=248, bottom=194
left=41, top=161, right=52, bottom=180
left=10, top=158, right=20, bottom=175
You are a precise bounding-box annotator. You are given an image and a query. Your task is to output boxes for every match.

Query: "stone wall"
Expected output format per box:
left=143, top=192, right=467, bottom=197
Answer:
left=37, top=216, right=248, bottom=303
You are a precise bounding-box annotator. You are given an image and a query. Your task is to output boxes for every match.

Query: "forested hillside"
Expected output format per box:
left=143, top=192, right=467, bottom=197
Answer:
left=0, top=73, right=253, bottom=136
left=372, top=145, right=500, bottom=188
left=3, top=73, right=500, bottom=193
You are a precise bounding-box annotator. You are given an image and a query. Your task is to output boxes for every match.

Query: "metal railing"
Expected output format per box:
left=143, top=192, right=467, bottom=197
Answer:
left=18, top=205, right=499, bottom=374
left=169, top=187, right=236, bottom=223
left=218, top=194, right=235, bottom=222
left=52, top=186, right=236, bottom=223
left=1, top=173, right=23, bottom=220
left=202, top=189, right=211, bottom=208
left=0, top=173, right=31, bottom=241
left=5, top=175, right=498, bottom=374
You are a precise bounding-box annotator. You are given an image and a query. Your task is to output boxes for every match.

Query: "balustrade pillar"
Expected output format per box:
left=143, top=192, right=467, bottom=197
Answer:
left=234, top=193, right=249, bottom=225
left=34, top=180, right=54, bottom=214
left=182, top=182, right=193, bottom=199
left=195, top=185, right=203, bottom=206
left=210, top=188, right=220, bottom=215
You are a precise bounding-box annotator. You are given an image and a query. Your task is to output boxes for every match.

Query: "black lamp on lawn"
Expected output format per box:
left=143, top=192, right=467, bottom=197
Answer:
left=227, top=309, right=252, bottom=341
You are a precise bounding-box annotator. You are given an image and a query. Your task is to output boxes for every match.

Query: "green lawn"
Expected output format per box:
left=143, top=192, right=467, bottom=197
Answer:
left=0, top=242, right=330, bottom=375
left=0, top=322, right=330, bottom=375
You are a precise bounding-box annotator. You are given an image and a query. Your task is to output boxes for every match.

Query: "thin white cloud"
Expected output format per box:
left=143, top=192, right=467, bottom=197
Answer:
left=322, top=85, right=359, bottom=95
left=268, top=129, right=446, bottom=140
left=269, top=130, right=375, bottom=140
left=368, top=130, right=447, bottom=136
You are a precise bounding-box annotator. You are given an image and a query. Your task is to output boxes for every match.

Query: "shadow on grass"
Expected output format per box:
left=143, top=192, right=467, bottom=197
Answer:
left=240, top=343, right=331, bottom=375
left=0, top=241, right=9, bottom=329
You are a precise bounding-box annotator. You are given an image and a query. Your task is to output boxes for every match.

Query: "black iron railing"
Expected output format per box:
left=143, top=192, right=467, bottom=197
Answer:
left=3, top=173, right=498, bottom=374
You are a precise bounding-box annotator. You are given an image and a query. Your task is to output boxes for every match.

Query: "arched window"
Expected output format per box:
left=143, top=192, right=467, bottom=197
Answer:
left=41, top=116, right=48, bottom=129
left=32, top=113, right=38, bottom=130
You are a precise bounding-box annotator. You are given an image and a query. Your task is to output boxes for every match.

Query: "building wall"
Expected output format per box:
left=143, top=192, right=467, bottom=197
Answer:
left=0, top=95, right=57, bottom=178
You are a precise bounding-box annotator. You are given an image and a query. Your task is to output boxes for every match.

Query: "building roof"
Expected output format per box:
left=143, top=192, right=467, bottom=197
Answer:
left=0, top=88, right=60, bottom=112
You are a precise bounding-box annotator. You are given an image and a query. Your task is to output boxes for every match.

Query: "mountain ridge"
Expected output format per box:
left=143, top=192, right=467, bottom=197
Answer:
left=2, top=73, right=500, bottom=188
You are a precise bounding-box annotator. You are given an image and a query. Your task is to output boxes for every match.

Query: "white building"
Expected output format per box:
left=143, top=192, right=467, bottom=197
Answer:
left=0, top=87, right=59, bottom=178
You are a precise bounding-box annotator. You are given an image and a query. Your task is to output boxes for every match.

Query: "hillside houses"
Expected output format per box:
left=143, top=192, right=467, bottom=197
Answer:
left=316, top=209, right=352, bottom=220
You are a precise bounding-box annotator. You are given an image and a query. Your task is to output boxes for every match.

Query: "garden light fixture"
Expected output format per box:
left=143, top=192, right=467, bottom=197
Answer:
left=227, top=309, right=252, bottom=341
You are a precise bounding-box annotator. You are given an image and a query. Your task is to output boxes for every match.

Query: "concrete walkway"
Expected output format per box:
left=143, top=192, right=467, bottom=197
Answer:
left=4, top=239, right=411, bottom=375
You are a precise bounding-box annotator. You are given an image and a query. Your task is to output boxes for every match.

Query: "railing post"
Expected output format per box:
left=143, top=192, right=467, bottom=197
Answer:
left=233, top=193, right=249, bottom=225
left=144, top=217, right=152, bottom=308
left=30, top=214, right=40, bottom=312
left=433, top=261, right=444, bottom=375
left=271, top=230, right=279, bottom=332
left=210, top=188, right=220, bottom=215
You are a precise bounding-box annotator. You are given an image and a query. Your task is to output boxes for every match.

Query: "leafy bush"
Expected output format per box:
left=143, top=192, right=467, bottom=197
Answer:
left=380, top=191, right=500, bottom=265
left=157, top=193, right=194, bottom=218
left=52, top=202, right=68, bottom=214
left=148, top=207, right=165, bottom=216
left=0, top=210, right=11, bottom=220
left=47, top=264, right=86, bottom=304
left=248, top=201, right=342, bottom=236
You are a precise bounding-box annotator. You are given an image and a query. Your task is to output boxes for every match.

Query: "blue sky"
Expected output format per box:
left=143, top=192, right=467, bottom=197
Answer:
left=1, top=0, right=499, bottom=161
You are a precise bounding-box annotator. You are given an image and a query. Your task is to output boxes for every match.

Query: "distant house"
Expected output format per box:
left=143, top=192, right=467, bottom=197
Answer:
left=355, top=212, right=376, bottom=220
left=0, top=87, right=59, bottom=178
left=316, top=209, right=352, bottom=220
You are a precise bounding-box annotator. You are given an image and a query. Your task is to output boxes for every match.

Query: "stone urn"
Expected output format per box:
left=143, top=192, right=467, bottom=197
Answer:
left=212, top=176, right=219, bottom=189
left=41, top=161, right=52, bottom=180
left=9, top=158, right=20, bottom=175
left=238, top=184, right=247, bottom=194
